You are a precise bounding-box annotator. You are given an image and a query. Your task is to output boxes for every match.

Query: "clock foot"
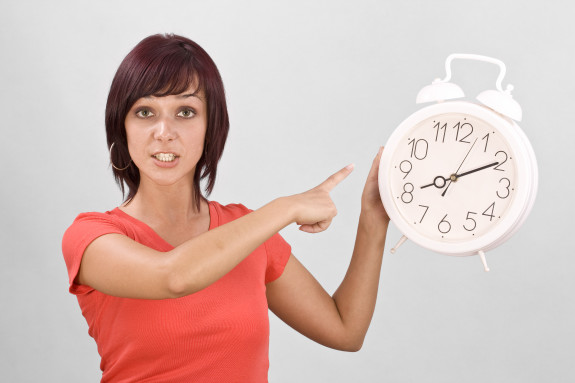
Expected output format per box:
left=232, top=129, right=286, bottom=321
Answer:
left=477, top=250, right=490, bottom=272
left=390, top=235, right=408, bottom=254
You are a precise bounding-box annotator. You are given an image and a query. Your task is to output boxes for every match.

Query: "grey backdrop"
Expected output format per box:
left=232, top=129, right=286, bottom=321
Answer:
left=1, top=0, right=573, bottom=382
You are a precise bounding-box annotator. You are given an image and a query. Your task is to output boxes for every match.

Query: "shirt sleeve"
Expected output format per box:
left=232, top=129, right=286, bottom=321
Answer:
left=219, top=203, right=292, bottom=284
left=264, top=233, right=292, bottom=284
left=61, top=212, right=125, bottom=295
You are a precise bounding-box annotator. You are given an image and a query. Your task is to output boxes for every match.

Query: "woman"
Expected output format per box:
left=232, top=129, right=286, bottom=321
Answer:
left=62, top=33, right=389, bottom=382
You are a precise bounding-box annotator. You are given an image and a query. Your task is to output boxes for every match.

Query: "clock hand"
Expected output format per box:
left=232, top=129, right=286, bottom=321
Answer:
left=421, top=176, right=448, bottom=189
left=420, top=161, right=499, bottom=190
left=441, top=138, right=478, bottom=197
left=455, top=161, right=499, bottom=179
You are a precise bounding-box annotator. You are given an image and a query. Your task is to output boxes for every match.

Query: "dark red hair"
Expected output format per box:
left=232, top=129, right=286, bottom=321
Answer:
left=105, top=34, right=229, bottom=210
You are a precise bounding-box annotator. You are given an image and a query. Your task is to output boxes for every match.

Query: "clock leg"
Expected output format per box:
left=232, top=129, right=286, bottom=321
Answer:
left=390, top=235, right=408, bottom=254
left=477, top=250, right=490, bottom=272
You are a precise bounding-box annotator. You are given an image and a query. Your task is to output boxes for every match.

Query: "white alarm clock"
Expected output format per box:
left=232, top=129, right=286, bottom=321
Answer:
left=378, top=54, right=538, bottom=271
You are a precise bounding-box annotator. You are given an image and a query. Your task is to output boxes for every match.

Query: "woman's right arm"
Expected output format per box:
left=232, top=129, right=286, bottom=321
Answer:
left=77, top=165, right=354, bottom=299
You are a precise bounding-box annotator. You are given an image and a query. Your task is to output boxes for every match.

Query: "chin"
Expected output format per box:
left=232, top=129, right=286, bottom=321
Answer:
left=146, top=171, right=196, bottom=188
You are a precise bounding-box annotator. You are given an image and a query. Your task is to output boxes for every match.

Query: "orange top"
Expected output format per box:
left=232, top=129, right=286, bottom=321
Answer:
left=62, top=201, right=291, bottom=382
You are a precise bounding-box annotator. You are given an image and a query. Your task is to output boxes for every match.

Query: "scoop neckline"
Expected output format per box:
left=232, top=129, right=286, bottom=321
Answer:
left=110, top=200, right=218, bottom=250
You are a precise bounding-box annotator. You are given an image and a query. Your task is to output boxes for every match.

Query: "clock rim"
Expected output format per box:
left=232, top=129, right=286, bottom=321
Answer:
left=379, top=101, right=535, bottom=256
left=488, top=120, right=539, bottom=249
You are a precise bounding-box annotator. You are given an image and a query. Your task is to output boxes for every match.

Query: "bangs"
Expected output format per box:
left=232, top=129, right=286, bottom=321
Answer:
left=138, top=52, right=205, bottom=99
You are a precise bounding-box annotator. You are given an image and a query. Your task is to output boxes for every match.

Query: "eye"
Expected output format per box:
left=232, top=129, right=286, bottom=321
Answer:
left=177, top=108, right=196, bottom=118
left=135, top=108, right=154, bottom=118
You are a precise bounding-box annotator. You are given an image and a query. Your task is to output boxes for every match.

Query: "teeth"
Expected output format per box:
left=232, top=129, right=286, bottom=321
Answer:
left=154, top=153, right=176, bottom=162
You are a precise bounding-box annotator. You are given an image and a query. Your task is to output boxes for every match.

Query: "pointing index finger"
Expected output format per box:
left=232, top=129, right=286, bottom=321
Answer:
left=320, top=164, right=355, bottom=192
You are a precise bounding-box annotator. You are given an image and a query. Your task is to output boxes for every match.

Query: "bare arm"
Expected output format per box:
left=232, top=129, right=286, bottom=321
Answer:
left=266, top=148, right=389, bottom=351
left=77, top=165, right=354, bottom=299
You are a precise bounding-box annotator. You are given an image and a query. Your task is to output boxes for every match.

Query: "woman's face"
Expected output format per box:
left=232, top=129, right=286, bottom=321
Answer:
left=124, top=86, right=207, bottom=189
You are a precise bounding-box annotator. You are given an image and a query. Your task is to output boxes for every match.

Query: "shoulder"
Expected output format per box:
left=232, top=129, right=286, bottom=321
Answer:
left=62, top=209, right=131, bottom=253
left=64, top=210, right=128, bottom=236
left=62, top=210, right=129, bottom=294
left=209, top=201, right=253, bottom=225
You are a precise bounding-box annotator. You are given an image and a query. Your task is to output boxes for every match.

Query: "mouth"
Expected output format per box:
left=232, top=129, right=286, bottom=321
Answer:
left=152, top=152, right=179, bottom=162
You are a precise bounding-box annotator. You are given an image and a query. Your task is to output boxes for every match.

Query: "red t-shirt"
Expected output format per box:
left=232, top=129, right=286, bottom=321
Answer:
left=62, top=201, right=291, bottom=383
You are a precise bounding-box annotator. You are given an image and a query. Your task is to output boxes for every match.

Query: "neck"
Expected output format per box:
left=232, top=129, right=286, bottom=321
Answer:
left=122, top=176, right=205, bottom=226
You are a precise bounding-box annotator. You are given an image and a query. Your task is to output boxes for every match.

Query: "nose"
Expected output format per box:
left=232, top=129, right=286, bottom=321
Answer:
left=153, top=118, right=177, bottom=142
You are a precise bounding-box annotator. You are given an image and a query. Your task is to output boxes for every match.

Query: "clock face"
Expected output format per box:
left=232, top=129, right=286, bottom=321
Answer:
left=388, top=111, right=517, bottom=244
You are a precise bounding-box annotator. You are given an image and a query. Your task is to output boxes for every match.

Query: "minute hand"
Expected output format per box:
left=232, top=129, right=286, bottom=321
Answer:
left=455, top=161, right=499, bottom=179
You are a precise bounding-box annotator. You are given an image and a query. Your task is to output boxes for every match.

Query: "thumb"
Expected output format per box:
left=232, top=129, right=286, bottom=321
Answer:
left=367, top=147, right=384, bottom=180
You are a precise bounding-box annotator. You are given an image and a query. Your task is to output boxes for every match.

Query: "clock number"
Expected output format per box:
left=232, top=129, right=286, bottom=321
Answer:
left=482, top=133, right=489, bottom=152
left=494, top=151, right=508, bottom=171
left=408, top=139, right=428, bottom=160
left=482, top=202, right=496, bottom=221
left=454, top=122, right=474, bottom=143
left=497, top=178, right=511, bottom=199
left=399, top=160, right=412, bottom=179
left=438, top=214, right=451, bottom=234
left=433, top=122, right=447, bottom=143
left=418, top=204, right=429, bottom=223
left=463, top=211, right=477, bottom=231
left=401, top=183, right=414, bottom=203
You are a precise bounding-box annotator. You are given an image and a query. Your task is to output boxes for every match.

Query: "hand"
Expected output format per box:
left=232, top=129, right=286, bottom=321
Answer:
left=361, top=147, right=390, bottom=225
left=289, top=164, right=354, bottom=233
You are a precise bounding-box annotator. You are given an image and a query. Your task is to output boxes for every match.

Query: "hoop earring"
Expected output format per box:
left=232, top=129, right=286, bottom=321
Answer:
left=109, top=142, right=132, bottom=171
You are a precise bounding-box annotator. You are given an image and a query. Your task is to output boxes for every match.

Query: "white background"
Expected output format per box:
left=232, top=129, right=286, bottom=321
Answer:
left=1, top=1, right=573, bottom=382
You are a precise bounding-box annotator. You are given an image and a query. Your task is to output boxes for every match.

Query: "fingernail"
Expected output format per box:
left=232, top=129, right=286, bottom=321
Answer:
left=346, top=163, right=355, bottom=170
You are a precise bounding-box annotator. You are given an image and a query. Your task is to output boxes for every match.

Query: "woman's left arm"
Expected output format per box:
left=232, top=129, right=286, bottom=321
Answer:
left=266, top=147, right=390, bottom=351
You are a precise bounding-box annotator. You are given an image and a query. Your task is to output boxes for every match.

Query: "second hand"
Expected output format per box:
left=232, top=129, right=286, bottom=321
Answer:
left=441, top=138, right=478, bottom=197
